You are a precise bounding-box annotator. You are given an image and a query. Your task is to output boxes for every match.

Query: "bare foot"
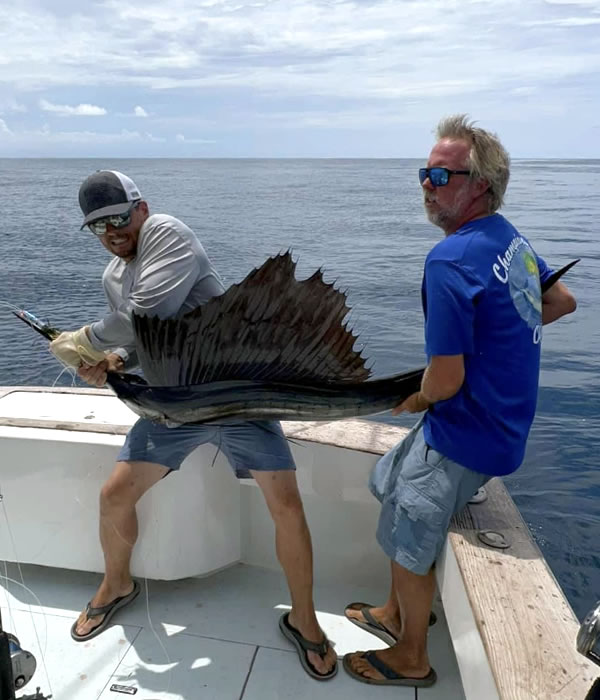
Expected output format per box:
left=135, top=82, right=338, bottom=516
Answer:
left=287, top=612, right=337, bottom=677
left=345, top=644, right=431, bottom=682
left=344, top=603, right=402, bottom=640
left=73, top=580, right=135, bottom=638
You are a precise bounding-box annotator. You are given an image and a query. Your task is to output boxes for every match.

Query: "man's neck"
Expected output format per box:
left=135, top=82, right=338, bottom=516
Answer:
left=444, top=208, right=495, bottom=236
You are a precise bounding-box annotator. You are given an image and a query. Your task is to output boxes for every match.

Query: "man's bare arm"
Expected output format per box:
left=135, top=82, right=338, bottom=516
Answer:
left=393, top=354, right=464, bottom=414
left=542, top=281, right=576, bottom=325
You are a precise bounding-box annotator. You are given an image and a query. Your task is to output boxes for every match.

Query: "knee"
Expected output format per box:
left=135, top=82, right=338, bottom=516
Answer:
left=269, top=490, right=306, bottom=524
left=100, top=477, right=136, bottom=511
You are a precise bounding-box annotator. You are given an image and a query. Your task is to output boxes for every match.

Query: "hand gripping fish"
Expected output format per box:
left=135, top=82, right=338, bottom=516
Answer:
left=14, top=254, right=579, bottom=425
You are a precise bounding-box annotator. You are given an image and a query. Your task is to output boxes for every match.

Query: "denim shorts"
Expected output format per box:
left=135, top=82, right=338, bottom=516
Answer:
left=118, top=418, right=296, bottom=479
left=369, top=417, right=490, bottom=575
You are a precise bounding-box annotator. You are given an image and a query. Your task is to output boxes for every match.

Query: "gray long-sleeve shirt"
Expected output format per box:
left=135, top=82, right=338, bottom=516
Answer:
left=88, top=214, right=225, bottom=368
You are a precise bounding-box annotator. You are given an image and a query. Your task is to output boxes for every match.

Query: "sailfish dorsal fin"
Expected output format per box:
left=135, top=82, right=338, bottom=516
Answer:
left=132, top=251, right=371, bottom=387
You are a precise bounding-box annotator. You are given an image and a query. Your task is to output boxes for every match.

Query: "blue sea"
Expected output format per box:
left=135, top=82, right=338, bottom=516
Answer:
left=0, top=158, right=598, bottom=621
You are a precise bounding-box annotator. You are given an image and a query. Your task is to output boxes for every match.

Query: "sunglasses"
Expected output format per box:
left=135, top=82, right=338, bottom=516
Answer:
left=418, top=167, right=471, bottom=187
left=88, top=201, right=140, bottom=236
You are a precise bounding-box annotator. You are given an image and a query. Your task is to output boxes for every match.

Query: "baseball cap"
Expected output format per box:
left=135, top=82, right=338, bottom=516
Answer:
left=79, top=170, right=142, bottom=228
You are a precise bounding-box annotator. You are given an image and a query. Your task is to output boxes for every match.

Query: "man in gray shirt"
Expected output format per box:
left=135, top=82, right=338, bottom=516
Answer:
left=50, top=170, right=337, bottom=681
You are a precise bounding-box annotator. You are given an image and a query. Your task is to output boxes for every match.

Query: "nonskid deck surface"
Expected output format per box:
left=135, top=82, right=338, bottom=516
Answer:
left=1, top=562, right=464, bottom=700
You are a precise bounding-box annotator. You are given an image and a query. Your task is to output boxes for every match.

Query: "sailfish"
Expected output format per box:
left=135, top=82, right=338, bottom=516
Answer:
left=14, top=253, right=578, bottom=425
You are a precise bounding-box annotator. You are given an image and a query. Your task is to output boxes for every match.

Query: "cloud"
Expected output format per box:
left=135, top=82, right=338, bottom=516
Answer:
left=175, top=134, right=216, bottom=144
left=0, top=119, right=14, bottom=136
left=39, top=99, right=107, bottom=116
left=2, top=0, right=598, bottom=100
left=1, top=0, right=599, bottom=155
left=525, top=16, right=600, bottom=26
left=544, top=0, right=600, bottom=5
left=511, top=86, right=538, bottom=96
left=2, top=124, right=164, bottom=144
left=0, top=98, right=27, bottom=114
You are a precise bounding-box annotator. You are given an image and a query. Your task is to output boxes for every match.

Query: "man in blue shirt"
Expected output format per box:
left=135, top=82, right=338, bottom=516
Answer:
left=343, top=115, right=577, bottom=687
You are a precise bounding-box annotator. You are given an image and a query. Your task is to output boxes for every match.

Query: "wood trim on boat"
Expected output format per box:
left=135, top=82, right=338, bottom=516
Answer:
left=449, top=478, right=597, bottom=699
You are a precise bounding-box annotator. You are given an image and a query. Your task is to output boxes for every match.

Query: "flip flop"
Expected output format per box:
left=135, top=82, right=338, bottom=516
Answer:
left=71, top=580, right=141, bottom=642
left=343, top=651, right=437, bottom=687
left=344, top=602, right=437, bottom=645
left=278, top=612, right=338, bottom=681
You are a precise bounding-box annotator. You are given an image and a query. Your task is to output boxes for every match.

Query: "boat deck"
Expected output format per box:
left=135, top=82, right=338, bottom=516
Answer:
left=1, top=561, right=465, bottom=700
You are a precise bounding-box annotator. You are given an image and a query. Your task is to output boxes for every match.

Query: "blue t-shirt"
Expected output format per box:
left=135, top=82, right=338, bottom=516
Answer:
left=422, top=214, right=552, bottom=476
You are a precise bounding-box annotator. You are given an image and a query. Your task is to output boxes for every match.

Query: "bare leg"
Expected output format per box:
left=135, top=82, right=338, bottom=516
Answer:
left=252, top=470, right=337, bottom=676
left=73, top=460, right=169, bottom=637
left=345, top=560, right=402, bottom=639
left=346, top=560, right=434, bottom=681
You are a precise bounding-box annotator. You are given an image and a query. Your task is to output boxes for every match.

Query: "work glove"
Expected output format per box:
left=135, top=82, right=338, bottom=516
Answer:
left=49, top=327, right=107, bottom=368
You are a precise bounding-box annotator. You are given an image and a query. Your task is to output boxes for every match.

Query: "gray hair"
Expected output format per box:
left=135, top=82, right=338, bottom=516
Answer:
left=436, top=114, right=510, bottom=212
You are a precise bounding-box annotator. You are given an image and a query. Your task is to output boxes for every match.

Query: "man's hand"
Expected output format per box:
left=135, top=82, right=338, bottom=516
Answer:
left=77, top=353, right=124, bottom=387
left=392, top=391, right=431, bottom=415
left=49, top=327, right=107, bottom=368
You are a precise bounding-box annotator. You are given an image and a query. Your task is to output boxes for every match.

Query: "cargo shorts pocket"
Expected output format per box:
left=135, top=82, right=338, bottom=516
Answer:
left=423, top=442, right=447, bottom=470
left=391, top=479, right=448, bottom=549
left=370, top=419, right=424, bottom=502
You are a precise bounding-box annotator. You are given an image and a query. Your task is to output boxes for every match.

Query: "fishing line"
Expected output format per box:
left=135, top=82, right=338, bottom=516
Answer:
left=206, top=420, right=308, bottom=469
left=69, top=493, right=174, bottom=694
left=0, top=488, right=54, bottom=697
left=0, top=577, right=50, bottom=667
left=140, top=486, right=173, bottom=695
left=0, top=300, right=25, bottom=313
left=141, top=576, right=174, bottom=694
left=210, top=430, right=224, bottom=469
left=1, top=559, right=16, bottom=633
left=78, top=469, right=173, bottom=694
left=51, top=365, right=78, bottom=387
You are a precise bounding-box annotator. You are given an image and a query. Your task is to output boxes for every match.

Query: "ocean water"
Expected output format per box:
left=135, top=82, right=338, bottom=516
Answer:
left=0, top=158, right=598, bottom=620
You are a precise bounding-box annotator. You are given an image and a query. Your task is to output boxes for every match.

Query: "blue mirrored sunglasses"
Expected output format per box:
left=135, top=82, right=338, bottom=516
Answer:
left=88, top=201, right=140, bottom=236
left=418, top=167, right=470, bottom=187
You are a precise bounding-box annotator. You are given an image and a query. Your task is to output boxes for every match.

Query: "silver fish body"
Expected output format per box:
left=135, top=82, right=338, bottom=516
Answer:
left=106, top=368, right=425, bottom=424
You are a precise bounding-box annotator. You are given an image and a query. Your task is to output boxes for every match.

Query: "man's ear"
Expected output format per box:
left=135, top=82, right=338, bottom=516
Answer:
left=475, top=178, right=490, bottom=196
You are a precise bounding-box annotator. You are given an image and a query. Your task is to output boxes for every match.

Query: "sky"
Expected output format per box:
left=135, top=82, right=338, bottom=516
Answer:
left=0, top=0, right=599, bottom=158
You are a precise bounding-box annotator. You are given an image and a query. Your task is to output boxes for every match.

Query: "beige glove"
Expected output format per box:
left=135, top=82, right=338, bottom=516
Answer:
left=49, top=327, right=107, bottom=368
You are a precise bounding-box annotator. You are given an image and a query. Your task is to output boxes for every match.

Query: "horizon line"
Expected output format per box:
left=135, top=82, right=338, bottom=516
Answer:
left=1, top=156, right=598, bottom=161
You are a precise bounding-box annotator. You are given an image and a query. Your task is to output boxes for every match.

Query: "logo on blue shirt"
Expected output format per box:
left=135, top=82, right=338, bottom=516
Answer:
left=492, top=236, right=542, bottom=344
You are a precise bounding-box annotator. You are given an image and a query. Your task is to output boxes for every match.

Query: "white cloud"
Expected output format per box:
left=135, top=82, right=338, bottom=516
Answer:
left=1, top=124, right=164, bottom=144
left=511, top=86, right=538, bottom=96
left=544, top=0, right=600, bottom=5
left=0, top=119, right=14, bottom=136
left=176, top=134, right=216, bottom=144
left=39, top=99, right=107, bottom=116
left=0, top=98, right=27, bottom=114
left=525, top=16, right=600, bottom=26
left=2, top=0, right=598, bottom=100
left=0, top=0, right=599, bottom=155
